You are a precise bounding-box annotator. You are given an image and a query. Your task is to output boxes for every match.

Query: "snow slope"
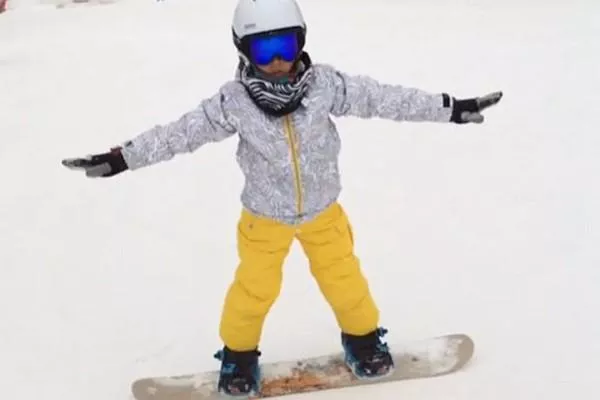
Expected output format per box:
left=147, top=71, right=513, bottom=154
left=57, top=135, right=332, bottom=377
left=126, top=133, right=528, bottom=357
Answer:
left=1, top=0, right=599, bottom=399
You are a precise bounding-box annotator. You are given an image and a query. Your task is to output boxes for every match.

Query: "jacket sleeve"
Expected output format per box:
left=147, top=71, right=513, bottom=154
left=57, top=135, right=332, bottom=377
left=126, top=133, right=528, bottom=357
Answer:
left=120, top=86, right=239, bottom=170
left=319, top=64, right=453, bottom=123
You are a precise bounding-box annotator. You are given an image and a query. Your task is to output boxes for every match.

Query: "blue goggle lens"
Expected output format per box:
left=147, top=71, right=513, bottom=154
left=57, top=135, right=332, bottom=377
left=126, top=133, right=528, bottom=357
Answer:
left=249, top=32, right=299, bottom=65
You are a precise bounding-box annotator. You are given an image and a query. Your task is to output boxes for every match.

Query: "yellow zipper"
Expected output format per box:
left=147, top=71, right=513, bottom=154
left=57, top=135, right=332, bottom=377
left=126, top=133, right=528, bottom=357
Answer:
left=283, top=115, right=303, bottom=216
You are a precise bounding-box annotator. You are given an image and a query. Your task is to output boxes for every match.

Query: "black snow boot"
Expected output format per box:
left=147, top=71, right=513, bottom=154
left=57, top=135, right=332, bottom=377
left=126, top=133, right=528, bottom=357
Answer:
left=341, top=327, right=394, bottom=379
left=214, top=346, right=261, bottom=396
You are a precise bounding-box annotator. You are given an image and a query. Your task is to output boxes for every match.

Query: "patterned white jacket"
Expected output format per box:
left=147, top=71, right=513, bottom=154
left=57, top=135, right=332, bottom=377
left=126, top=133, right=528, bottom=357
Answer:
left=120, top=63, right=454, bottom=225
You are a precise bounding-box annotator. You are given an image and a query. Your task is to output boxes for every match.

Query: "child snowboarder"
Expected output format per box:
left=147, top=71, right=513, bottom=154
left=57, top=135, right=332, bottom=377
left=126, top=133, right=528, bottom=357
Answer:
left=63, top=0, right=502, bottom=396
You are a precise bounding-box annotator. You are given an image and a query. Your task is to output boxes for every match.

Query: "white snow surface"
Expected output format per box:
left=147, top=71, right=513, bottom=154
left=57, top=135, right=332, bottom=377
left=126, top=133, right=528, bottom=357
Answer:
left=1, top=0, right=599, bottom=399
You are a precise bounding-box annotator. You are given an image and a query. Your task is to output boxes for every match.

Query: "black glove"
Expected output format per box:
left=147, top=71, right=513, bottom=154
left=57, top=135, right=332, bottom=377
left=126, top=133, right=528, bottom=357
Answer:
left=62, top=147, right=128, bottom=177
left=450, top=91, right=503, bottom=124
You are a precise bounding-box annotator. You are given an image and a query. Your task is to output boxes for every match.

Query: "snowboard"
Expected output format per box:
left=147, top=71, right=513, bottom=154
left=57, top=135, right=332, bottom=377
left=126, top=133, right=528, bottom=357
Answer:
left=130, top=333, right=474, bottom=400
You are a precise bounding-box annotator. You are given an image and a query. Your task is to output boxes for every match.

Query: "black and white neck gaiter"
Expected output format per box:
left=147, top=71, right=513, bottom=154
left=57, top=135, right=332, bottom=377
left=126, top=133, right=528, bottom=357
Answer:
left=237, top=52, right=313, bottom=117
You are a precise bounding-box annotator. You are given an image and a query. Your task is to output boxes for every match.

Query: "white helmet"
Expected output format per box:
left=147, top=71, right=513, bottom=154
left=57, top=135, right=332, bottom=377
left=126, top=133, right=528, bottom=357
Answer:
left=232, top=0, right=307, bottom=58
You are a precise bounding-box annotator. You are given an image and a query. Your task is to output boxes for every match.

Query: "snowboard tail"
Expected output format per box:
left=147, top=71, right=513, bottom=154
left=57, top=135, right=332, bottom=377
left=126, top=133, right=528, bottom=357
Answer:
left=131, top=333, right=474, bottom=400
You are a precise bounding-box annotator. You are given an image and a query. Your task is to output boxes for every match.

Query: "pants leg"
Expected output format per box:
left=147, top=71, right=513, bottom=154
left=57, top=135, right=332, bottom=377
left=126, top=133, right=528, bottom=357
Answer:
left=296, top=202, right=379, bottom=335
left=219, top=209, right=296, bottom=351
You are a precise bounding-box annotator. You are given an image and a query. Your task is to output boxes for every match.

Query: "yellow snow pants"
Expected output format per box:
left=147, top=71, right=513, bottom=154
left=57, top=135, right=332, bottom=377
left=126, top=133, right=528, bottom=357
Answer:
left=219, top=202, right=379, bottom=351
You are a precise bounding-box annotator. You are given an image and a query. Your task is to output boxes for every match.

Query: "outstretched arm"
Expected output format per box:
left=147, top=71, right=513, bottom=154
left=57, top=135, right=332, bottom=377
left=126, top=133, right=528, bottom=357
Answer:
left=62, top=87, right=239, bottom=177
left=121, top=90, right=238, bottom=170
left=321, top=65, right=502, bottom=124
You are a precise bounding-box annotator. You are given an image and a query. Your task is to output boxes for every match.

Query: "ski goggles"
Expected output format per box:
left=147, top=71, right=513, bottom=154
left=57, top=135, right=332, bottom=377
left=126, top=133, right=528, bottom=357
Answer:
left=248, top=30, right=300, bottom=65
